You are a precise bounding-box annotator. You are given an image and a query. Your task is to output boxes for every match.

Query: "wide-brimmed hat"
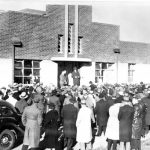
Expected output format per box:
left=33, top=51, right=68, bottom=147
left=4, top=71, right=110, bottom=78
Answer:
left=12, top=83, right=19, bottom=88
left=19, top=92, right=28, bottom=99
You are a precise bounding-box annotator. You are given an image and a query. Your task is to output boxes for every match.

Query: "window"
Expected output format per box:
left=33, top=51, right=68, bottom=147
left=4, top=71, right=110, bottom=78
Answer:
left=14, top=60, right=41, bottom=84
left=68, top=23, right=73, bottom=53
left=78, top=36, right=83, bottom=54
left=58, top=34, right=63, bottom=53
left=95, top=62, right=114, bottom=83
left=128, top=63, right=135, bottom=83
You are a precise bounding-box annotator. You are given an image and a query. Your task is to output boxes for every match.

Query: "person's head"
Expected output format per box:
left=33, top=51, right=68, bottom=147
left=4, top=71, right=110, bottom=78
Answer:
left=32, top=93, right=41, bottom=103
left=82, top=89, right=88, bottom=99
left=123, top=92, right=130, bottom=101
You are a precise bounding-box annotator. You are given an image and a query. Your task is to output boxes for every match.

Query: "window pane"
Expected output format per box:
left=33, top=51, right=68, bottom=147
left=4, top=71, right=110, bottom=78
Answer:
left=33, top=69, right=40, bottom=76
left=24, top=60, right=32, bottom=68
left=24, top=77, right=31, bottom=84
left=14, top=69, right=22, bottom=76
left=24, top=69, right=32, bottom=76
left=15, top=61, right=22, bottom=68
left=102, top=63, right=107, bottom=69
left=14, top=77, right=23, bottom=84
left=96, top=63, right=101, bottom=69
left=33, top=61, right=40, bottom=68
left=95, top=70, right=100, bottom=76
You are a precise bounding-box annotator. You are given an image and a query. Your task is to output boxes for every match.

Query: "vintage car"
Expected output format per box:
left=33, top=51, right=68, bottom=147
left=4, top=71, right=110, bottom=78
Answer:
left=0, top=100, right=24, bottom=150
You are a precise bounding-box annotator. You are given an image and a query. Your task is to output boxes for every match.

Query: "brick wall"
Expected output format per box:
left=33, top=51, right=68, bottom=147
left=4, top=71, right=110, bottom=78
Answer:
left=0, top=4, right=150, bottom=65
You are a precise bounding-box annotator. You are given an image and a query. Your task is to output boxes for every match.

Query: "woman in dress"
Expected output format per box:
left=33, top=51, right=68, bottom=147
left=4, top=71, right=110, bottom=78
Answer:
left=105, top=99, right=121, bottom=150
left=76, top=99, right=95, bottom=150
left=21, top=93, right=43, bottom=150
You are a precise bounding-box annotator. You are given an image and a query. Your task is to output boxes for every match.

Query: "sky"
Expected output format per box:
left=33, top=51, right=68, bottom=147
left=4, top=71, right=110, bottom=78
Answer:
left=0, top=0, right=150, bottom=43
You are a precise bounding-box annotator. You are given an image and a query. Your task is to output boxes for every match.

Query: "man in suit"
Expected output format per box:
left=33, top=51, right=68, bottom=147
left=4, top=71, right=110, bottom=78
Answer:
left=61, top=97, right=78, bottom=150
left=72, top=67, right=80, bottom=86
left=141, top=88, right=150, bottom=134
left=94, top=92, right=109, bottom=136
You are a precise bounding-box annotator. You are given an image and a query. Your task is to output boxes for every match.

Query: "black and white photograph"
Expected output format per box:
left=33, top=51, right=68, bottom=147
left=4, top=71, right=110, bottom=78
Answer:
left=1, top=0, right=150, bottom=149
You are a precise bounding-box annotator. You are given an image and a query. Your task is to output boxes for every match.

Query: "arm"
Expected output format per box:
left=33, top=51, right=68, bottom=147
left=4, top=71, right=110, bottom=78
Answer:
left=21, top=108, right=27, bottom=126
left=38, top=110, right=43, bottom=126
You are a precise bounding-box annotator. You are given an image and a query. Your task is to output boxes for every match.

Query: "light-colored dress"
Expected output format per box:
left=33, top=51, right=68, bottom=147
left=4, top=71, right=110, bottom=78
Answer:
left=105, top=103, right=121, bottom=140
left=76, top=105, right=95, bottom=143
left=22, top=104, right=42, bottom=148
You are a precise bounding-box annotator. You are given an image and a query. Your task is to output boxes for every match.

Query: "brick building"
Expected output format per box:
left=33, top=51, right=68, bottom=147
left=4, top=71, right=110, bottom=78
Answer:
left=0, top=4, right=150, bottom=87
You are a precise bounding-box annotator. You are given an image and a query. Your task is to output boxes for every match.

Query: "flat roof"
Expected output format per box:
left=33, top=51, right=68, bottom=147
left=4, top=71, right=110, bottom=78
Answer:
left=51, top=57, right=92, bottom=62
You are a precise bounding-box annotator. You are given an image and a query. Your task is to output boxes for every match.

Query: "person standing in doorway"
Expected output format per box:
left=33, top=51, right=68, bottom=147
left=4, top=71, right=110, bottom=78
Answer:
left=72, top=67, right=80, bottom=86
left=59, top=70, right=68, bottom=88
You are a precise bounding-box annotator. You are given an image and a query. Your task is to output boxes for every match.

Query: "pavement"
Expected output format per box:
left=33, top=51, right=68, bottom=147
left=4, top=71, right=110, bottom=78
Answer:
left=13, top=132, right=150, bottom=150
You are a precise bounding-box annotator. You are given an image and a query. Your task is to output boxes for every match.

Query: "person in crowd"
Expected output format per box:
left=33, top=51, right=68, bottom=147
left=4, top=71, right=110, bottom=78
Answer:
left=15, top=91, right=28, bottom=114
left=35, top=86, right=46, bottom=114
left=6, top=90, right=18, bottom=106
left=72, top=67, right=80, bottom=86
left=141, top=87, right=150, bottom=134
left=1, top=87, right=9, bottom=100
left=11, top=83, right=21, bottom=101
left=39, top=102, right=59, bottom=150
left=89, top=81, right=97, bottom=92
left=105, top=98, right=122, bottom=150
left=82, top=89, right=95, bottom=110
left=48, top=89, right=61, bottom=115
left=94, top=92, right=109, bottom=136
left=59, top=70, right=68, bottom=88
left=21, top=93, right=43, bottom=150
left=118, top=92, right=134, bottom=150
left=131, top=94, right=147, bottom=150
left=61, top=97, right=78, bottom=150
left=76, top=99, right=95, bottom=150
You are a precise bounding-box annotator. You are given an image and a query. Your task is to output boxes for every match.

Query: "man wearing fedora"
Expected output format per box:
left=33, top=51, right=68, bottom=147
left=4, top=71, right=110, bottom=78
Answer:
left=61, top=97, right=78, bottom=150
left=15, top=91, right=28, bottom=114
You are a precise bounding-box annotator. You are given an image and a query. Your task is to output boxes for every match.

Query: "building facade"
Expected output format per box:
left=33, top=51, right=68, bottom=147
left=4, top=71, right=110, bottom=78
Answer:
left=0, top=4, right=150, bottom=87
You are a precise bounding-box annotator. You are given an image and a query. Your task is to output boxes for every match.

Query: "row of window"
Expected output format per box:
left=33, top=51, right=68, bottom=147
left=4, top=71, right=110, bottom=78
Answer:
left=58, top=23, right=83, bottom=54
left=95, top=62, right=135, bottom=83
left=14, top=60, right=135, bottom=84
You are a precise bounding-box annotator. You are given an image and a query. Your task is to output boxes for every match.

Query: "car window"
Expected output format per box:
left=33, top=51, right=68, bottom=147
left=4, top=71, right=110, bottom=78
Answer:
left=0, top=105, right=14, bottom=116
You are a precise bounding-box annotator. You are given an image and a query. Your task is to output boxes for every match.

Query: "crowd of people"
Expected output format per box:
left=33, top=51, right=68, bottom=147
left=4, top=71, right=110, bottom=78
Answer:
left=0, top=80, right=150, bottom=150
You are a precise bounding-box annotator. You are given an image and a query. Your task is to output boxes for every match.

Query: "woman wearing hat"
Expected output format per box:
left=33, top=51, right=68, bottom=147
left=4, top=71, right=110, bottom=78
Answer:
left=21, top=93, right=43, bottom=150
left=39, top=102, right=59, bottom=150
left=15, top=91, right=28, bottom=114
left=76, top=99, right=95, bottom=150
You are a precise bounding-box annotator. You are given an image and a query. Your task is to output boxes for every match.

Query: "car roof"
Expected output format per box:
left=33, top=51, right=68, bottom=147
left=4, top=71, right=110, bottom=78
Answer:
left=0, top=100, right=17, bottom=113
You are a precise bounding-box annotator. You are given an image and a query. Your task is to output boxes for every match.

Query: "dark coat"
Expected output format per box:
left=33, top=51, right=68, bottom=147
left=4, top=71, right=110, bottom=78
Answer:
left=62, top=103, right=78, bottom=138
left=132, top=102, right=147, bottom=139
left=118, top=103, right=134, bottom=142
left=94, top=99, right=109, bottom=126
left=40, top=109, right=59, bottom=148
left=142, top=96, right=150, bottom=125
left=72, top=71, right=80, bottom=86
